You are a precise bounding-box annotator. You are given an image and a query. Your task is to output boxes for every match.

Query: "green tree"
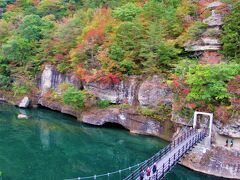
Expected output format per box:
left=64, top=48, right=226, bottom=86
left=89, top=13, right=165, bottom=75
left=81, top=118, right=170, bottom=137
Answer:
left=186, top=64, right=240, bottom=103
left=109, top=43, right=124, bottom=61
left=112, top=3, right=141, bottom=21
left=37, top=0, right=67, bottom=19
left=114, top=22, right=145, bottom=71
left=143, top=0, right=183, bottom=37
left=140, top=22, right=181, bottom=71
left=221, top=2, right=240, bottom=63
left=18, top=14, right=53, bottom=41
left=2, top=36, right=33, bottom=64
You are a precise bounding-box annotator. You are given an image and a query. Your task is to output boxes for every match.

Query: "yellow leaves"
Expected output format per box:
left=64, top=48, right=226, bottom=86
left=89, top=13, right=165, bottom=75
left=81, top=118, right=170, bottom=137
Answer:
left=97, top=49, right=120, bottom=74
left=176, top=0, right=195, bottom=18
left=175, top=31, right=190, bottom=46
left=42, top=14, right=56, bottom=21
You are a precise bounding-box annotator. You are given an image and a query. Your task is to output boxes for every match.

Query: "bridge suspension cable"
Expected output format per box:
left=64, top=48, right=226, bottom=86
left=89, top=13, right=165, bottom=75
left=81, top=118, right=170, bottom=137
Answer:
left=65, top=127, right=207, bottom=180
left=64, top=158, right=147, bottom=180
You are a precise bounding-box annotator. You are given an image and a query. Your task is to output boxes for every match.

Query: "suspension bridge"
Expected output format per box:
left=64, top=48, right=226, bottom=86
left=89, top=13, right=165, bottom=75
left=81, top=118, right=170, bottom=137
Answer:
left=66, top=111, right=213, bottom=180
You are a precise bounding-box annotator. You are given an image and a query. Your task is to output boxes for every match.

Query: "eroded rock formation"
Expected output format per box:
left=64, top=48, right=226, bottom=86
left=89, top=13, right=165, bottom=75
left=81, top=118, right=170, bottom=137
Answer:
left=181, top=144, right=240, bottom=179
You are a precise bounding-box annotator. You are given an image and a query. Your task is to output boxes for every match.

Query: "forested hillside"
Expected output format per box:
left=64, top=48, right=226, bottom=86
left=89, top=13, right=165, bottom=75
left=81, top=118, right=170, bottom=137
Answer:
left=0, top=0, right=239, bottom=122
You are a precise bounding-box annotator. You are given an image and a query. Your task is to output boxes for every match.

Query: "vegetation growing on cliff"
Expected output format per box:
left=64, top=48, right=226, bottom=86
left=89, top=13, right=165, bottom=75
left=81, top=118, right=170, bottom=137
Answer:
left=221, top=1, right=240, bottom=63
left=0, top=0, right=239, bottom=121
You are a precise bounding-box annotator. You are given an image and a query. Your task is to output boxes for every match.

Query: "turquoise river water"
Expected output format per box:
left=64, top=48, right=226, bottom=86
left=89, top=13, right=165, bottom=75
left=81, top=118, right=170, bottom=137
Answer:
left=0, top=104, right=224, bottom=180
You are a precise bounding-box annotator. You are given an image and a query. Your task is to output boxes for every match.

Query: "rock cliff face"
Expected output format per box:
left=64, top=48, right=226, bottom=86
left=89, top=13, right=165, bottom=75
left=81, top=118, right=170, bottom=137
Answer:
left=84, top=75, right=172, bottom=107
left=215, top=119, right=240, bottom=138
left=39, top=64, right=82, bottom=95
left=138, top=76, right=172, bottom=107
left=37, top=64, right=174, bottom=140
left=83, top=76, right=140, bottom=105
left=39, top=64, right=172, bottom=108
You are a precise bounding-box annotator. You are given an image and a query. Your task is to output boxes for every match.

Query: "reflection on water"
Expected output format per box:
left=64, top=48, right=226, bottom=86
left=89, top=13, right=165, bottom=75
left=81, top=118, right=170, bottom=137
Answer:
left=0, top=104, right=223, bottom=180
left=39, top=120, right=50, bottom=150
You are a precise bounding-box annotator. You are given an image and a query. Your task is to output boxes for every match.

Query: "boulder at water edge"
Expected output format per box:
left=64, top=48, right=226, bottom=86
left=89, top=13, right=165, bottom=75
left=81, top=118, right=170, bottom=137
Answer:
left=17, top=114, right=28, bottom=119
left=19, top=96, right=30, bottom=108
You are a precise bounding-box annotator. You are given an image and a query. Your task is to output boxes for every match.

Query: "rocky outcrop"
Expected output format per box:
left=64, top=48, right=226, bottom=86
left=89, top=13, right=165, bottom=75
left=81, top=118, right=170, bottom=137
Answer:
left=85, top=75, right=172, bottom=107
left=185, top=44, right=221, bottom=51
left=215, top=120, right=240, bottom=138
left=40, top=64, right=173, bottom=108
left=200, top=51, right=223, bottom=64
left=17, top=114, right=28, bottom=119
left=184, top=2, right=228, bottom=64
left=138, top=75, right=172, bottom=107
left=39, top=64, right=82, bottom=95
left=203, top=10, right=224, bottom=27
left=19, top=96, right=31, bottom=108
left=201, top=37, right=220, bottom=45
left=207, top=1, right=224, bottom=9
left=37, top=65, right=175, bottom=140
left=181, top=145, right=240, bottom=179
left=84, top=76, right=140, bottom=105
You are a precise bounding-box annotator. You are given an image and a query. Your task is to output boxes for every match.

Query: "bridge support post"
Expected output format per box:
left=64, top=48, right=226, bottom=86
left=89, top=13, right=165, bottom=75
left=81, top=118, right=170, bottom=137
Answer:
left=193, top=111, right=213, bottom=147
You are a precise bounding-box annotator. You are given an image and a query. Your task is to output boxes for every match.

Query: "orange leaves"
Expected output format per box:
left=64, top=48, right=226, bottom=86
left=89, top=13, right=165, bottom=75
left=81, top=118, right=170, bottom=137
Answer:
left=75, top=64, right=120, bottom=86
left=6, top=4, right=15, bottom=11
left=54, top=53, right=64, bottom=61
left=74, top=7, right=113, bottom=51
left=76, top=65, right=93, bottom=83
left=32, top=0, right=41, bottom=6
left=215, top=106, right=231, bottom=124
left=83, top=27, right=105, bottom=46
left=99, top=73, right=120, bottom=85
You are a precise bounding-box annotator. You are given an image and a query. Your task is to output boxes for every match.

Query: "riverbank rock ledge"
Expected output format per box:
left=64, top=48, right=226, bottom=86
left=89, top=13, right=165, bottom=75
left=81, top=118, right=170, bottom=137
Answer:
left=81, top=107, right=173, bottom=140
left=38, top=96, right=174, bottom=140
left=181, top=144, right=240, bottom=179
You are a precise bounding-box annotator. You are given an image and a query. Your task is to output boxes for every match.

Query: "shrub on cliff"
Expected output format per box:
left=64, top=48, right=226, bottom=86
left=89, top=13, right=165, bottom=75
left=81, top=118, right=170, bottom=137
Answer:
left=12, top=81, right=32, bottom=97
left=0, top=75, right=11, bottom=90
left=96, top=100, right=112, bottom=108
left=63, top=86, right=85, bottom=108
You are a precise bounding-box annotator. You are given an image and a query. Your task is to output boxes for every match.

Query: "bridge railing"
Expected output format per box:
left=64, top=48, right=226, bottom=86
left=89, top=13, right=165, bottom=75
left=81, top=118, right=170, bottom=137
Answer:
left=149, top=130, right=207, bottom=180
left=124, top=128, right=203, bottom=180
left=65, top=128, right=207, bottom=180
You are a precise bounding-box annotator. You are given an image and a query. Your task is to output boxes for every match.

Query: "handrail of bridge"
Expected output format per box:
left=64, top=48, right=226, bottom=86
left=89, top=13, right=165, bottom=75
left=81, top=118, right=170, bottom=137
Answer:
left=65, top=128, right=206, bottom=180
left=124, top=128, right=204, bottom=180
left=149, top=129, right=207, bottom=180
